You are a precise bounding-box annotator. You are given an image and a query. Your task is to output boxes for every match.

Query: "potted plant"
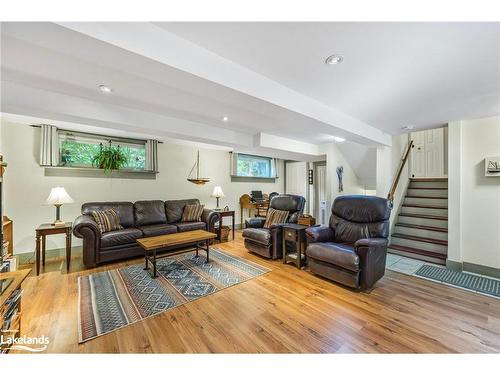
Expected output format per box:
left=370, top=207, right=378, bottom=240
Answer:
left=92, top=140, right=127, bottom=174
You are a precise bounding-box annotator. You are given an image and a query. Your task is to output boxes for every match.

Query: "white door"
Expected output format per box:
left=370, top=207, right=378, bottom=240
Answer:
left=410, top=128, right=445, bottom=178
left=285, top=162, right=307, bottom=197
left=411, top=131, right=426, bottom=178
left=425, top=128, right=444, bottom=177
left=315, top=164, right=327, bottom=225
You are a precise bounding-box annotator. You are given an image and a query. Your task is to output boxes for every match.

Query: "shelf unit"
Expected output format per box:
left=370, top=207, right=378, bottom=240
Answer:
left=0, top=269, right=30, bottom=353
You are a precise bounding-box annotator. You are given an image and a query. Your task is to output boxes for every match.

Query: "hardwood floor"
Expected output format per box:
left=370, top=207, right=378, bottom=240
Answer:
left=17, top=232, right=500, bottom=353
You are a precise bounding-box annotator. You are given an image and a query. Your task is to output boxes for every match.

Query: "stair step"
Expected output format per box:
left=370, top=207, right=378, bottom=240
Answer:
left=399, top=213, right=447, bottom=221
left=391, top=234, right=447, bottom=253
left=409, top=180, right=448, bottom=189
left=401, top=204, right=448, bottom=217
left=388, top=244, right=447, bottom=261
left=407, top=188, right=448, bottom=198
left=404, top=196, right=448, bottom=206
left=410, top=177, right=448, bottom=181
left=395, top=223, right=448, bottom=233
left=392, top=233, right=448, bottom=246
left=407, top=187, right=448, bottom=190
left=406, top=195, right=447, bottom=199
left=402, top=204, right=448, bottom=210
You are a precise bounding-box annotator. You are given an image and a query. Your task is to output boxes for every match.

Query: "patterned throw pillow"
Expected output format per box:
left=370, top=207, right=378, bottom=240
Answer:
left=263, top=208, right=289, bottom=228
left=91, top=209, right=123, bottom=233
left=181, top=204, right=205, bottom=222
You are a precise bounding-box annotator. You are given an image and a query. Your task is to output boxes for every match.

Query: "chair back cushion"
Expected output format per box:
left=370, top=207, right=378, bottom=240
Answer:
left=330, top=195, right=391, bottom=244
left=90, top=209, right=124, bottom=234
left=165, top=199, right=200, bottom=223
left=181, top=204, right=205, bottom=222
left=82, top=202, right=135, bottom=228
left=263, top=208, right=289, bottom=228
left=134, top=200, right=167, bottom=226
left=269, top=194, right=305, bottom=223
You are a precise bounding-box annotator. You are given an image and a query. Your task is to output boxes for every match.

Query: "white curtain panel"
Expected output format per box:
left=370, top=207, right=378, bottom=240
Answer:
left=39, top=124, right=59, bottom=166
left=145, top=139, right=159, bottom=172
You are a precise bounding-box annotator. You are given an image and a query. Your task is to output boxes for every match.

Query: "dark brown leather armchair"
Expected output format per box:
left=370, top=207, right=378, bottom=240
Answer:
left=305, top=195, right=391, bottom=290
left=242, top=194, right=305, bottom=259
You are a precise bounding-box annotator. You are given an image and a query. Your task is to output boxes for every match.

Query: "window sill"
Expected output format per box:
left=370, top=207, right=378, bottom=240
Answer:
left=230, top=176, right=277, bottom=183
left=44, top=166, right=158, bottom=180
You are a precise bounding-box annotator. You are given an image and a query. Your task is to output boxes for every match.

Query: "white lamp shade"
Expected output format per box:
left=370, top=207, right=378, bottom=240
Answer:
left=211, top=186, right=225, bottom=198
left=45, top=187, right=74, bottom=205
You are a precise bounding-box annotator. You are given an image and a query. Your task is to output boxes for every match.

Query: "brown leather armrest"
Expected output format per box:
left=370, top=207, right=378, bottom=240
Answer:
left=305, top=226, right=335, bottom=243
left=73, top=214, right=100, bottom=238
left=354, top=238, right=388, bottom=249
left=201, top=209, right=220, bottom=233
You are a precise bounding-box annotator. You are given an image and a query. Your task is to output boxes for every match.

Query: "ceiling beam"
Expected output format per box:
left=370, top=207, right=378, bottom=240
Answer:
left=56, top=22, right=392, bottom=147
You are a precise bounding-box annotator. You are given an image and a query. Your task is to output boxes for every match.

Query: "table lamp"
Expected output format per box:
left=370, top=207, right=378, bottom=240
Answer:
left=45, top=187, right=74, bottom=226
left=211, top=186, right=225, bottom=210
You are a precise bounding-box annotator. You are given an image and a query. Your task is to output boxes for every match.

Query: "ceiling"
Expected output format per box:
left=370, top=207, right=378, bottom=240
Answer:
left=159, top=22, right=500, bottom=133
left=1, top=22, right=498, bottom=188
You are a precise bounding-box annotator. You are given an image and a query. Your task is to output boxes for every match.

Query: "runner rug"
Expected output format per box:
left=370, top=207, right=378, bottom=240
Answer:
left=78, top=248, right=270, bottom=342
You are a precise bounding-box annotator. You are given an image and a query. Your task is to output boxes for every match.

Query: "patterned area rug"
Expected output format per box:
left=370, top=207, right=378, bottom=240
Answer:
left=78, top=248, right=270, bottom=342
left=415, top=264, right=500, bottom=298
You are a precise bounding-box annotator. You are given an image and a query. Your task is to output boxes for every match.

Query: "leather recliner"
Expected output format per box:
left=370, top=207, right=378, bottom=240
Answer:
left=242, top=194, right=305, bottom=259
left=73, top=199, right=220, bottom=268
left=305, top=195, right=391, bottom=290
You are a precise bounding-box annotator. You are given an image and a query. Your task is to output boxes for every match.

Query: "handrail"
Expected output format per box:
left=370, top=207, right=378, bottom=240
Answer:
left=387, top=139, right=413, bottom=205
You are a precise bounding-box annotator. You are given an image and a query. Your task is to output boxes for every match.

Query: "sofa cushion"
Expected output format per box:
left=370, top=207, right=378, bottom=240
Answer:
left=242, top=228, right=271, bottom=246
left=181, top=204, right=205, bottom=222
left=165, top=199, right=200, bottom=223
left=82, top=202, right=135, bottom=228
left=90, top=209, right=123, bottom=234
left=139, top=223, right=178, bottom=237
left=306, top=242, right=360, bottom=272
left=175, top=221, right=206, bottom=232
left=101, top=228, right=143, bottom=248
left=134, top=200, right=167, bottom=226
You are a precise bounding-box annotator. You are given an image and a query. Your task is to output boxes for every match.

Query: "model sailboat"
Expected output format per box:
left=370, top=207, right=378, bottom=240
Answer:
left=187, top=151, right=210, bottom=185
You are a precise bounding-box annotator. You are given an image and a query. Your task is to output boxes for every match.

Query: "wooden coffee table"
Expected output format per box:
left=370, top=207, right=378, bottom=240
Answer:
left=137, top=230, right=217, bottom=278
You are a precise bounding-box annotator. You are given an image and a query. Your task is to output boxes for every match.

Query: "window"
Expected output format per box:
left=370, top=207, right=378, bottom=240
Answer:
left=58, top=131, right=146, bottom=170
left=233, top=153, right=277, bottom=179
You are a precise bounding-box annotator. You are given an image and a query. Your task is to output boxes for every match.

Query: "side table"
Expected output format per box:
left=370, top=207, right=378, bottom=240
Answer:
left=216, top=210, right=235, bottom=241
left=35, top=222, right=72, bottom=276
left=282, top=223, right=308, bottom=269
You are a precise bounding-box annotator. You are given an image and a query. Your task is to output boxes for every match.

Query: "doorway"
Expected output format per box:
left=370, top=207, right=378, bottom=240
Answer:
left=313, top=161, right=327, bottom=225
left=410, top=127, right=446, bottom=178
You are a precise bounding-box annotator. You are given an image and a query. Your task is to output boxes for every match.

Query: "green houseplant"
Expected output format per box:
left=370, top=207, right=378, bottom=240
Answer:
left=92, top=140, right=128, bottom=174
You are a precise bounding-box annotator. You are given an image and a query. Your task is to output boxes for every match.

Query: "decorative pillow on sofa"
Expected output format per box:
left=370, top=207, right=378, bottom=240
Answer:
left=91, top=208, right=123, bottom=233
left=181, top=204, right=205, bottom=222
left=263, top=208, right=289, bottom=228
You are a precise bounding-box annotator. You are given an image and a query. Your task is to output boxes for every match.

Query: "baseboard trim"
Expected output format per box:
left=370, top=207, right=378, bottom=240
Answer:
left=463, top=262, right=500, bottom=279
left=16, top=246, right=82, bottom=265
left=445, top=259, right=463, bottom=271
left=446, top=259, right=500, bottom=279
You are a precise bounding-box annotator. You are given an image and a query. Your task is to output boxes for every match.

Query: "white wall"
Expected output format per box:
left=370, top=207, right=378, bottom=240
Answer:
left=319, top=142, right=364, bottom=218
left=1, top=120, right=284, bottom=254
left=448, top=116, right=500, bottom=269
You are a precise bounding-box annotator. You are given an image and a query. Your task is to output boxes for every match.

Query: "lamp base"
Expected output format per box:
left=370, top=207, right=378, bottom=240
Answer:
left=52, top=219, right=66, bottom=227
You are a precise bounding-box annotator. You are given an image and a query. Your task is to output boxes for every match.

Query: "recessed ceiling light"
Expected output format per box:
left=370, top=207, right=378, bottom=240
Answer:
left=222, top=116, right=229, bottom=122
left=325, top=54, right=343, bottom=65
left=333, top=136, right=346, bottom=143
left=98, top=84, right=112, bottom=94
left=401, top=125, right=414, bottom=130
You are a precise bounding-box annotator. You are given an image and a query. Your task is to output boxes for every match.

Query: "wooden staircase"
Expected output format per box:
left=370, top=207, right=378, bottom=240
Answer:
left=388, top=177, right=448, bottom=264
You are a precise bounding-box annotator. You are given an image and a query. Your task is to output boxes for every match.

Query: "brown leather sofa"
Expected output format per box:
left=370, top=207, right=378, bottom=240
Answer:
left=73, top=199, right=220, bottom=268
left=242, top=194, right=305, bottom=259
left=305, top=195, right=391, bottom=290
